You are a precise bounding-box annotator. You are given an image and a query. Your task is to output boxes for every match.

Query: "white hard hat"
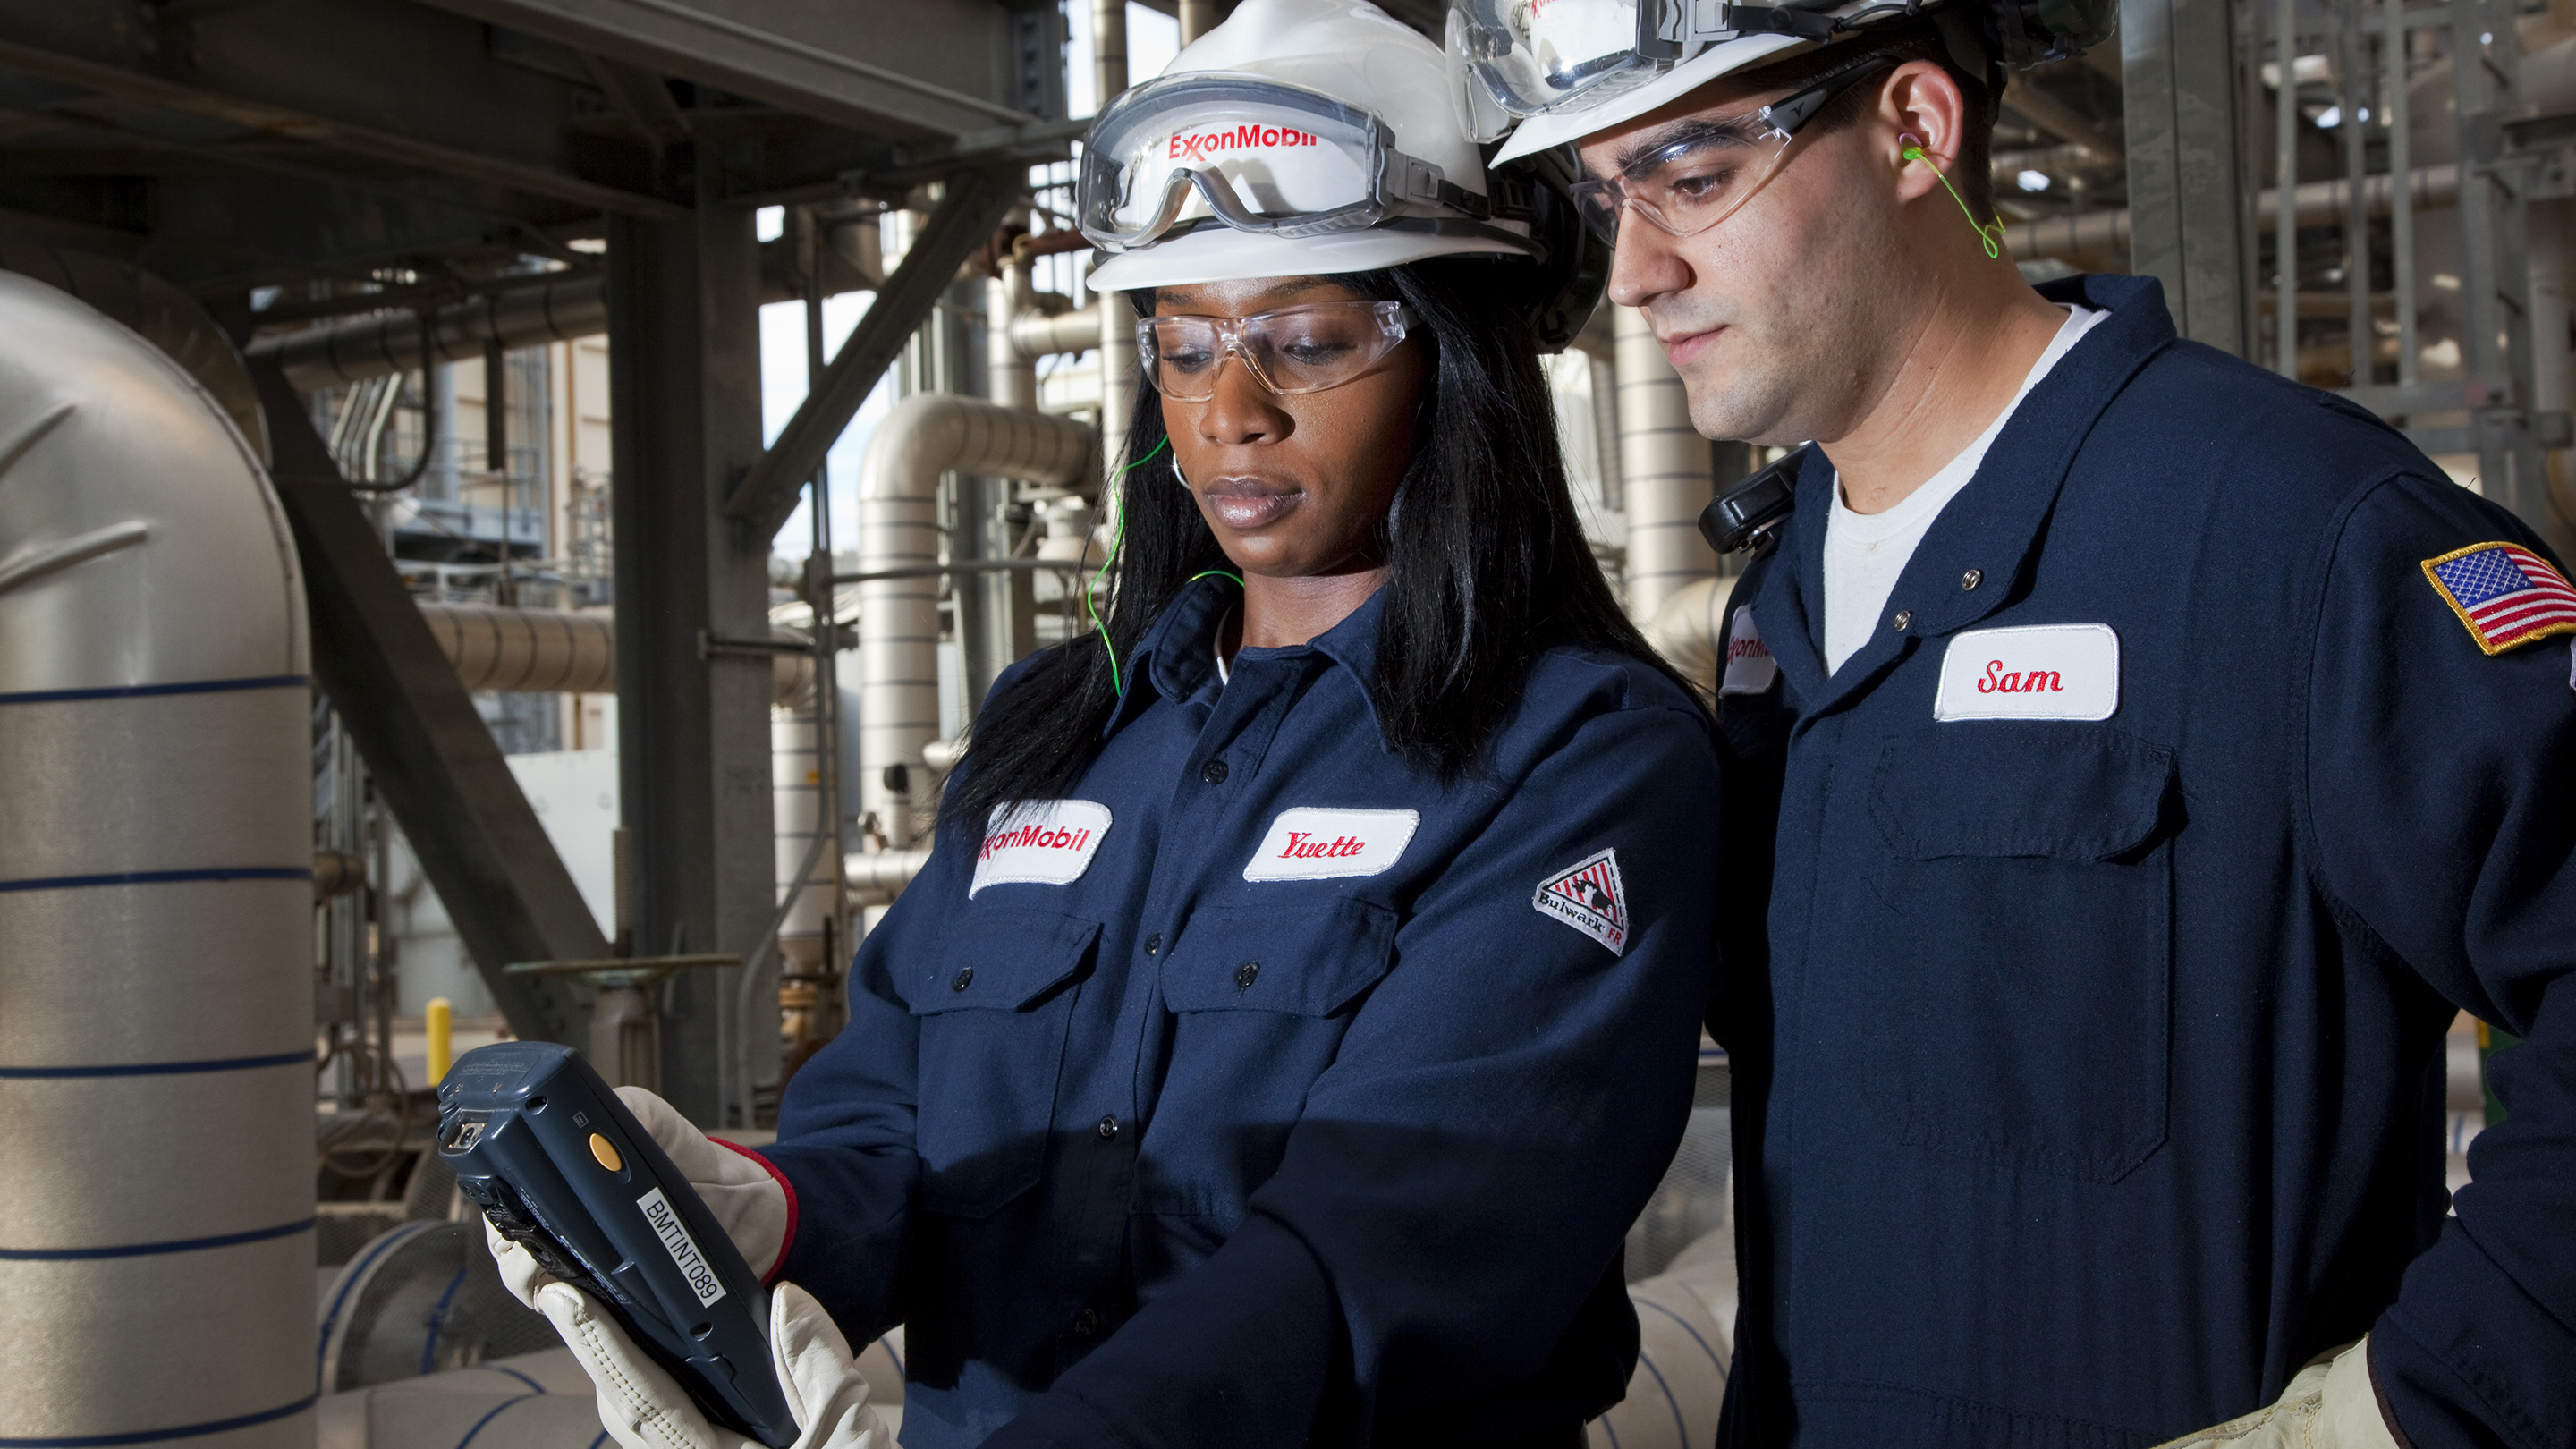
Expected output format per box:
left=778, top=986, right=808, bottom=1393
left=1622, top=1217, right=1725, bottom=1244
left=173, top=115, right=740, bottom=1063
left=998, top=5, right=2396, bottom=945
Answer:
left=1084, top=0, right=1537, bottom=291
left=1468, top=0, right=2115, bottom=163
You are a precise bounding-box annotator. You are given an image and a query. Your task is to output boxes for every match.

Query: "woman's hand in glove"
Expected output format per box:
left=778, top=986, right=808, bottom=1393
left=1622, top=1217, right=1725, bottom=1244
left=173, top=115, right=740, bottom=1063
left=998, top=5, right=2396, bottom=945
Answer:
left=487, top=1223, right=887, bottom=1449
left=2151, top=1340, right=2402, bottom=1449
left=612, top=1085, right=794, bottom=1279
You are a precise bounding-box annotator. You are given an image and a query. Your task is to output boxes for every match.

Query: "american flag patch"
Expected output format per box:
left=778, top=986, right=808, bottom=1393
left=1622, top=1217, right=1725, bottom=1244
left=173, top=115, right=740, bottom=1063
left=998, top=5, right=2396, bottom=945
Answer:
left=2421, top=541, right=2576, bottom=655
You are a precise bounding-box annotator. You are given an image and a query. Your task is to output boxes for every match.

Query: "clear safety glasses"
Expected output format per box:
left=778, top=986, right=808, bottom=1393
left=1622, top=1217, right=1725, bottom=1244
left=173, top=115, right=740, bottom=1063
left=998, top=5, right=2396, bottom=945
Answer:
left=1078, top=73, right=1498, bottom=254
left=1138, top=301, right=1416, bottom=402
left=1565, top=57, right=1894, bottom=243
left=1445, top=0, right=1843, bottom=137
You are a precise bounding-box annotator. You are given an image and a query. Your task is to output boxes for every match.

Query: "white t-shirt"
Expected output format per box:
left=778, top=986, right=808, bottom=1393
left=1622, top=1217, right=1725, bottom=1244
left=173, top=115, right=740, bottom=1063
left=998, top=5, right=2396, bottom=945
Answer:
left=1820, top=305, right=2106, bottom=674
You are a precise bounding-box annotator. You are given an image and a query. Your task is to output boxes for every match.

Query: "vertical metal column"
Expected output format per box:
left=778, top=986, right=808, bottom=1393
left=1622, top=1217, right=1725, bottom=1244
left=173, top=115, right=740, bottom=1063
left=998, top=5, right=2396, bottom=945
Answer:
left=2339, top=0, right=2373, bottom=386
left=2121, top=0, right=2253, bottom=354
left=2448, top=0, right=2545, bottom=525
left=2385, top=0, right=2418, bottom=387
left=606, top=148, right=772, bottom=1124
left=2275, top=0, right=2301, bottom=377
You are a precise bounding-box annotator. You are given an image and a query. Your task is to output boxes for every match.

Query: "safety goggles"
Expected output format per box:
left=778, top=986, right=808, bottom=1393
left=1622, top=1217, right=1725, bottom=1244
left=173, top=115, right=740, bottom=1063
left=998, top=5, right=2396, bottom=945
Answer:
left=1565, top=57, right=1894, bottom=243
left=1079, top=72, right=1504, bottom=254
left=1445, top=0, right=1844, bottom=138
left=1137, top=301, right=1416, bottom=401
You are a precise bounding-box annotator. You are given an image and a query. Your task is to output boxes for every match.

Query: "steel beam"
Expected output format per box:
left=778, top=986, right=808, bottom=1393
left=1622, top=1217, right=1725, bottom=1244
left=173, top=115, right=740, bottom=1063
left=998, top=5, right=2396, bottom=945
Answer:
left=0, top=34, right=681, bottom=218
left=410, top=0, right=1030, bottom=140
left=2120, top=0, right=2251, bottom=354
left=726, top=167, right=1022, bottom=538
left=251, top=361, right=597, bottom=1046
left=606, top=146, right=775, bottom=1124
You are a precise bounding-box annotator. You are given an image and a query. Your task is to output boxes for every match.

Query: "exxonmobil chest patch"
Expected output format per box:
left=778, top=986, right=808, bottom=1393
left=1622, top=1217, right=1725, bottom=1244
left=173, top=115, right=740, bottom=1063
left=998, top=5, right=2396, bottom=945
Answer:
left=970, top=800, right=1112, bottom=898
left=1533, top=848, right=1629, bottom=956
left=1720, top=606, right=1778, bottom=695
left=1242, top=808, right=1419, bottom=882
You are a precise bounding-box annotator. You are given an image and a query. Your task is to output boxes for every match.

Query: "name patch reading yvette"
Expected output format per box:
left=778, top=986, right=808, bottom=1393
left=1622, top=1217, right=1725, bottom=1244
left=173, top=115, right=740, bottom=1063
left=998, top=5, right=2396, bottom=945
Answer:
left=970, top=801, right=1113, bottom=898
left=1242, top=808, right=1420, bottom=882
left=637, top=1186, right=726, bottom=1308
left=1932, top=623, right=2120, bottom=721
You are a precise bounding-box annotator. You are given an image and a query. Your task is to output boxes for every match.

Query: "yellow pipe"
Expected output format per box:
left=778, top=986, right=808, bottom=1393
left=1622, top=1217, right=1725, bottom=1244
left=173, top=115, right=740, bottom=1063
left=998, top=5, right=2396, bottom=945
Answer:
left=427, top=997, right=453, bottom=1087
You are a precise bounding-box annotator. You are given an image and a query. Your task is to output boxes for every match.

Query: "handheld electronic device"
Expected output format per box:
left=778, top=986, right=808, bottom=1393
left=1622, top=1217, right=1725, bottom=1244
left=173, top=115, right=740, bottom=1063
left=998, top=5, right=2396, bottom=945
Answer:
left=437, top=1042, right=800, bottom=1448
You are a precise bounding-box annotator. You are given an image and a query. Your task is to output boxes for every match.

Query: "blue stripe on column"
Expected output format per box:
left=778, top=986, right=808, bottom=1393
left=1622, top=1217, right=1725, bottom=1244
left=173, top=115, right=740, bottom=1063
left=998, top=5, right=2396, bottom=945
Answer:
left=0, top=1394, right=315, bottom=1446
left=0, top=1050, right=312, bottom=1080
left=0, top=1218, right=313, bottom=1261
left=0, top=675, right=308, bottom=707
left=450, top=1396, right=536, bottom=1449
left=0, top=868, right=311, bottom=894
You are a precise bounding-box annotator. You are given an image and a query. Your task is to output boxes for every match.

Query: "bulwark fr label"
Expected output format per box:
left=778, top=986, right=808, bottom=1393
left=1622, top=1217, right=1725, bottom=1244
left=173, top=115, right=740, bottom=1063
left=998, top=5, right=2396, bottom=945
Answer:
left=1242, top=808, right=1420, bottom=882
left=636, top=1186, right=726, bottom=1308
left=970, top=800, right=1113, bottom=898
left=1933, top=623, right=2120, bottom=722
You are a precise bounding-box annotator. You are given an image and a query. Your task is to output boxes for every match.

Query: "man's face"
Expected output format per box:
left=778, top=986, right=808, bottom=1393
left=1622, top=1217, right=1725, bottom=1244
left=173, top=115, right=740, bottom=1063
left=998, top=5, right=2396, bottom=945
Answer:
left=1577, top=71, right=1912, bottom=446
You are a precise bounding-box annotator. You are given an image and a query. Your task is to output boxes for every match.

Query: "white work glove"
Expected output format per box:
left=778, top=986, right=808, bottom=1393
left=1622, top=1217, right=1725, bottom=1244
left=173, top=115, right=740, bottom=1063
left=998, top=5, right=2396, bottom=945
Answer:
left=614, top=1086, right=792, bottom=1279
left=2151, top=1339, right=2402, bottom=1449
left=488, top=1223, right=890, bottom=1449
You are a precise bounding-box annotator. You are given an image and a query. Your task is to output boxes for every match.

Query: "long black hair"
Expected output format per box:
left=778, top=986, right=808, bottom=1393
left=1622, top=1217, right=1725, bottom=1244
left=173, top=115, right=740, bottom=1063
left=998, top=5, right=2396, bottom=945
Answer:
left=943, top=255, right=1702, bottom=833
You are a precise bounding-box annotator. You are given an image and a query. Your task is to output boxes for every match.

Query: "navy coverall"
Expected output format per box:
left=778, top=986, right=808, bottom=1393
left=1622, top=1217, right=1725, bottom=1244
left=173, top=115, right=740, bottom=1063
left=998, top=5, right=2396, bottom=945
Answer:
left=762, top=580, right=1719, bottom=1448
left=1711, top=273, right=2576, bottom=1447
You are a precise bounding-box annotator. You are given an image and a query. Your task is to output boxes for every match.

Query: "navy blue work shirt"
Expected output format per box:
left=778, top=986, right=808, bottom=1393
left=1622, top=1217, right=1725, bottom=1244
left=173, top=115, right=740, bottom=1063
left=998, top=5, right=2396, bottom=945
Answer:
left=1710, top=273, right=2576, bottom=1448
left=762, top=580, right=1719, bottom=1448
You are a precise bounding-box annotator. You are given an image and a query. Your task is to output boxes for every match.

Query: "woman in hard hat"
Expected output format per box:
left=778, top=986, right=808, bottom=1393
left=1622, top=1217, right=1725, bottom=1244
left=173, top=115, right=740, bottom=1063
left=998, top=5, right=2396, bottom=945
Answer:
left=495, top=4, right=1721, bottom=1446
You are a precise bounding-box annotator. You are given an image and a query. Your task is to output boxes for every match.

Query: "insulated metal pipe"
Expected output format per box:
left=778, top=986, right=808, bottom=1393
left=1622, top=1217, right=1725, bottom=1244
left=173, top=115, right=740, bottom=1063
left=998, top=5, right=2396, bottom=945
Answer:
left=1007, top=302, right=1104, bottom=364
left=772, top=706, right=832, bottom=973
left=248, top=276, right=607, bottom=393
left=2010, top=163, right=2462, bottom=263
left=1614, top=305, right=1716, bottom=625
left=989, top=261, right=1040, bottom=412
left=854, top=397, right=1093, bottom=847
left=416, top=601, right=811, bottom=706
left=0, top=273, right=316, bottom=1449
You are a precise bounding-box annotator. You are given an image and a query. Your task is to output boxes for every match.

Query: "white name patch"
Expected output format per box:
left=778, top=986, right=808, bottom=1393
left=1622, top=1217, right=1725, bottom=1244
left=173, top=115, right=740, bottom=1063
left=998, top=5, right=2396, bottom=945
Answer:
left=1243, top=808, right=1419, bottom=882
left=637, top=1187, right=726, bottom=1308
left=1719, top=606, right=1778, bottom=696
left=1933, top=623, right=2120, bottom=722
left=970, top=800, right=1112, bottom=898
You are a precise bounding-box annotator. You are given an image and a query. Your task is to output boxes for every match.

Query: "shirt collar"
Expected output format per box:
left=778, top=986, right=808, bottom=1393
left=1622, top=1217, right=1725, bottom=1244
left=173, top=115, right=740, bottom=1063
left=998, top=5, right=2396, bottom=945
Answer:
left=1104, top=574, right=1391, bottom=739
left=1751, top=272, right=2176, bottom=716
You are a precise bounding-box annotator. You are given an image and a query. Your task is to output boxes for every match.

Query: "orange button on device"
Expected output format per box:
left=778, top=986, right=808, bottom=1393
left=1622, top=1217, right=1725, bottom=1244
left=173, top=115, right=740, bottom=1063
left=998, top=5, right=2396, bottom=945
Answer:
left=589, top=1132, right=623, bottom=1173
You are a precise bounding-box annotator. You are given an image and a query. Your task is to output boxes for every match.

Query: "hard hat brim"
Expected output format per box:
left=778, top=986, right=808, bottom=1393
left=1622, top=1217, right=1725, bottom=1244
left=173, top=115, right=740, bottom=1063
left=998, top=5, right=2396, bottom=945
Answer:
left=1088, top=225, right=1530, bottom=291
left=1491, top=33, right=1809, bottom=163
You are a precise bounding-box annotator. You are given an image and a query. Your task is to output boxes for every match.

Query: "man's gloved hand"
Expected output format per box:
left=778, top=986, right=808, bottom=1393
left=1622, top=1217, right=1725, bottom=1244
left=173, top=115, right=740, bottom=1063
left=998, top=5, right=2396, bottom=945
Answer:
left=2151, top=1340, right=2402, bottom=1449
left=487, top=1224, right=888, bottom=1449
left=613, top=1085, right=793, bottom=1279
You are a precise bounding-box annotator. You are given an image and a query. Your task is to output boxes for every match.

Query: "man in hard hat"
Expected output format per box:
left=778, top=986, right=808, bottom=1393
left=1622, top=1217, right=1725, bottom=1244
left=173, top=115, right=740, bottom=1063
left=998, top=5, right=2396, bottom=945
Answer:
left=1452, top=1, right=2576, bottom=1445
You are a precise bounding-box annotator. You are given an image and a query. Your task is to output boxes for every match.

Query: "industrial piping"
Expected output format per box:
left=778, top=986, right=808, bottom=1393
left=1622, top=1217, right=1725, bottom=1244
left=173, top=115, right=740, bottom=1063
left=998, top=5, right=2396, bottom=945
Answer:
left=0, top=275, right=316, bottom=1449
left=1614, top=306, right=1719, bottom=624
left=417, top=600, right=811, bottom=705
left=853, top=396, right=1094, bottom=847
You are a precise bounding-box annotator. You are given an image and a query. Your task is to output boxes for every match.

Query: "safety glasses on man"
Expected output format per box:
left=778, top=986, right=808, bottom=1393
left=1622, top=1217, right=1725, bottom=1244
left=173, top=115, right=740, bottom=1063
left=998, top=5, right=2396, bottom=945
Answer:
left=1565, top=55, right=1894, bottom=242
left=1137, top=299, right=1415, bottom=400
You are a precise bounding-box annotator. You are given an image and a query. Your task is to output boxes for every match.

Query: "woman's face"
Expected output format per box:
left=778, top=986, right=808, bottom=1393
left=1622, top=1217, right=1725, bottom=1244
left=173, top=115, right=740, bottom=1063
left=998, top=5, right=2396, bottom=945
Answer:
left=1152, top=275, right=1425, bottom=580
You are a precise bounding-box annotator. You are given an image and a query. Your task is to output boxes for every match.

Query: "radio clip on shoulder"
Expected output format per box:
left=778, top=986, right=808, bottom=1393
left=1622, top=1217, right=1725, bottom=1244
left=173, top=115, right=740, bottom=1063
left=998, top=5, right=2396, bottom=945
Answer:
left=1699, top=453, right=1801, bottom=555
left=437, top=1041, right=801, bottom=1448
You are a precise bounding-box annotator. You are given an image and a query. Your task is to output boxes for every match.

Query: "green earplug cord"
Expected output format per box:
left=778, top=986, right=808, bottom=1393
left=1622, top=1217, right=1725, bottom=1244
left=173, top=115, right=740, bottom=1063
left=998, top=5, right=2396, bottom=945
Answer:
left=1901, top=133, right=2007, bottom=260
left=1085, top=435, right=1244, bottom=698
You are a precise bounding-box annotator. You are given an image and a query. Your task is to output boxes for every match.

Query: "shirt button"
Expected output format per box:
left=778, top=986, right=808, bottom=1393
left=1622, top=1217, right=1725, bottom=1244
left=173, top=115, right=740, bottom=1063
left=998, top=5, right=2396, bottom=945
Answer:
left=1143, top=933, right=1162, bottom=956
left=1233, top=961, right=1260, bottom=989
left=1200, top=758, right=1229, bottom=784
left=1892, top=610, right=1912, bottom=631
left=1071, top=1309, right=1100, bottom=1338
left=1961, top=568, right=1982, bottom=591
left=951, top=967, right=974, bottom=992
left=1097, top=1114, right=1120, bottom=1140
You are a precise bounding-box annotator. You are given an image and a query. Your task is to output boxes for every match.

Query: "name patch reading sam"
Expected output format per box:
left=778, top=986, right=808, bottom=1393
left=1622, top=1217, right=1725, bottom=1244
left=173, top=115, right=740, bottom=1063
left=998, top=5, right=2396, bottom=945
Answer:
left=636, top=1187, right=726, bottom=1308
left=970, top=801, right=1113, bottom=898
left=1933, top=623, right=2120, bottom=722
left=1243, top=808, right=1420, bottom=882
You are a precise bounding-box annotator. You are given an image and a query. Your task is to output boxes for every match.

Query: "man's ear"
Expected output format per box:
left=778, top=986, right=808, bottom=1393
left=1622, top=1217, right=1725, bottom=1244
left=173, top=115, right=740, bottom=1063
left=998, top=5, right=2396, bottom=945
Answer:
left=1877, top=61, right=1970, bottom=204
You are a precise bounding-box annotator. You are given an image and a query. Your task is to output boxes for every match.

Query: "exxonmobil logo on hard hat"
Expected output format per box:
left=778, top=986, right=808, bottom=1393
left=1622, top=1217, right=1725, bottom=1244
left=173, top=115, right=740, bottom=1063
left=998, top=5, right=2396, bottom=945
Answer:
left=970, top=800, right=1113, bottom=897
left=1165, top=124, right=1323, bottom=164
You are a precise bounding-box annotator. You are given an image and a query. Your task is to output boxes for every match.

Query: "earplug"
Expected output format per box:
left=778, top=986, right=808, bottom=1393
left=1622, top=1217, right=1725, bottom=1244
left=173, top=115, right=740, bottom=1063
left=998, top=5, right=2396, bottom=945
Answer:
left=1898, top=132, right=2007, bottom=260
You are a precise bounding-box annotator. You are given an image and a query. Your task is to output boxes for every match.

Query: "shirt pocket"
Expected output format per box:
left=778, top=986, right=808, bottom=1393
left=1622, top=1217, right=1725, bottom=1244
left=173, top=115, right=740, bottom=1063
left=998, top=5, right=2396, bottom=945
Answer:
left=902, top=906, right=1100, bottom=1218
left=1860, top=724, right=2175, bottom=1182
left=1136, top=899, right=1399, bottom=1219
